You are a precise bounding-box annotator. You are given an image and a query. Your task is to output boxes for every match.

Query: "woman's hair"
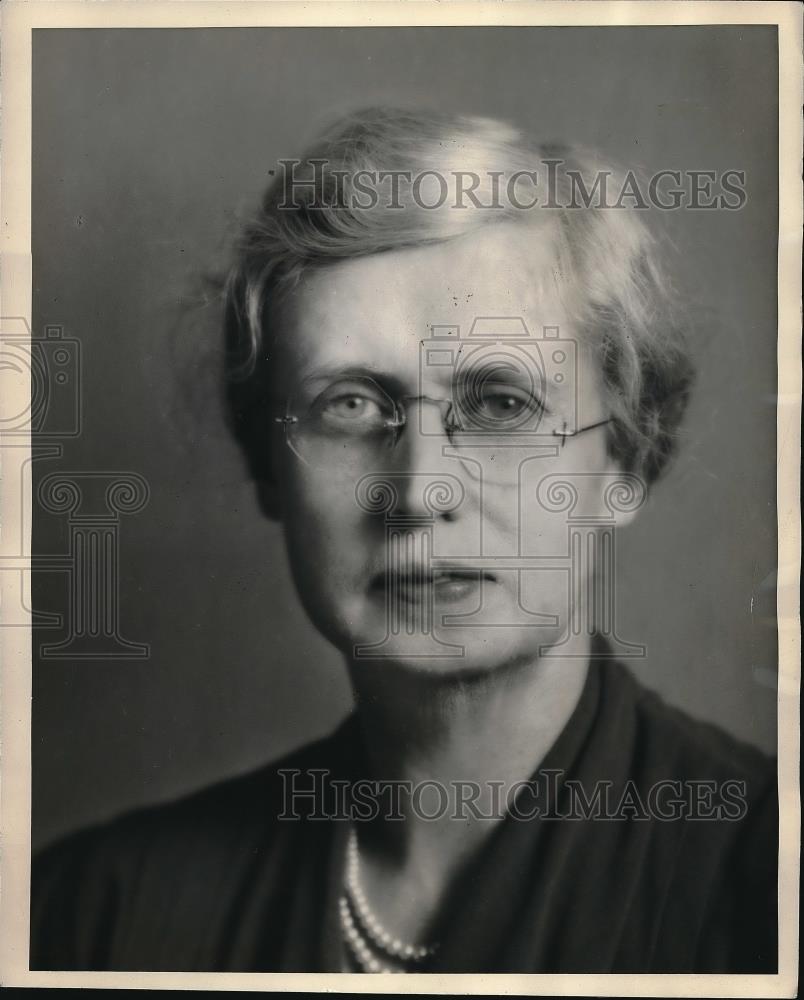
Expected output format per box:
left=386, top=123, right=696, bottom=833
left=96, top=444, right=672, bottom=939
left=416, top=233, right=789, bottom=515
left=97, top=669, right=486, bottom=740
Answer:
left=223, top=106, right=694, bottom=487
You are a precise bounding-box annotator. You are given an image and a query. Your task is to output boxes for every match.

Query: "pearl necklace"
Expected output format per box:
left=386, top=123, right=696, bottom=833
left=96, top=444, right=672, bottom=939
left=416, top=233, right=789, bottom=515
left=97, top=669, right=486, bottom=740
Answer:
left=340, top=827, right=439, bottom=973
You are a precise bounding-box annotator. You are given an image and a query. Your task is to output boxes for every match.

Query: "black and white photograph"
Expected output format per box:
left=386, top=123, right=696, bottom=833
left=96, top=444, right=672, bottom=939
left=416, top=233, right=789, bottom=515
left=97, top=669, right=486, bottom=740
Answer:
left=0, top=1, right=800, bottom=992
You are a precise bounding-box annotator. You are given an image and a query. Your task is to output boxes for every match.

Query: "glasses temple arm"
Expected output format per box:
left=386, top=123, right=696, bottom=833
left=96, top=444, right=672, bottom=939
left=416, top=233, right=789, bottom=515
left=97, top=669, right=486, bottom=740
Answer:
left=553, top=417, right=611, bottom=447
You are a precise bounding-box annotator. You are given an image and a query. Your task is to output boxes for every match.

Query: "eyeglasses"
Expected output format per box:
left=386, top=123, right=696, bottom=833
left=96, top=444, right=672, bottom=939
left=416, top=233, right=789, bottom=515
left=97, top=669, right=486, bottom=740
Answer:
left=274, top=374, right=611, bottom=486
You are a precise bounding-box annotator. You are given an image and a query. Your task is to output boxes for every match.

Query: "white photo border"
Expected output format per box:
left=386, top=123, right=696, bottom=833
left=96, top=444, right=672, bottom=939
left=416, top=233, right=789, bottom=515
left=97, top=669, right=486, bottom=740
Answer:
left=1, top=2, right=800, bottom=994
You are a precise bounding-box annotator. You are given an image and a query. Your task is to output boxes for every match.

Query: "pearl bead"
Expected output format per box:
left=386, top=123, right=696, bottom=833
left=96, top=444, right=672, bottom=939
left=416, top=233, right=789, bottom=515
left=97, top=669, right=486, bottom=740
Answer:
left=342, top=829, right=438, bottom=970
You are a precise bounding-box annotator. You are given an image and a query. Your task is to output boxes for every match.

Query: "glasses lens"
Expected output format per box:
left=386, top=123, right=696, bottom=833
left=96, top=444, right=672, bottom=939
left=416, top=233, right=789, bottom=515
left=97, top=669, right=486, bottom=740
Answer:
left=283, top=376, right=397, bottom=475
left=448, top=355, right=558, bottom=484
left=455, top=381, right=545, bottom=433
left=453, top=352, right=546, bottom=432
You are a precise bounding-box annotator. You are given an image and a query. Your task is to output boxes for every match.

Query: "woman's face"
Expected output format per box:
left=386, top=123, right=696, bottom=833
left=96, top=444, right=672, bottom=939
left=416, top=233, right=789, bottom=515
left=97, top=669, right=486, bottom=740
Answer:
left=268, top=223, right=633, bottom=676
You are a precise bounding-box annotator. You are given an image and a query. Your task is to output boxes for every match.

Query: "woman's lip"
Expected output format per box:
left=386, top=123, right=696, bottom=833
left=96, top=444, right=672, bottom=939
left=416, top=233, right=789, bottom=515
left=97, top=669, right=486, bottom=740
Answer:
left=370, top=571, right=494, bottom=604
left=371, top=570, right=495, bottom=586
left=432, top=570, right=489, bottom=583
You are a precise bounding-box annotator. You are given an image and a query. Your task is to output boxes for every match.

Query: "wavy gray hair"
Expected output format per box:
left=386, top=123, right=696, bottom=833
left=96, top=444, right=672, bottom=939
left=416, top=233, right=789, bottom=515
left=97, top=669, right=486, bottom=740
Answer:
left=223, top=106, right=694, bottom=487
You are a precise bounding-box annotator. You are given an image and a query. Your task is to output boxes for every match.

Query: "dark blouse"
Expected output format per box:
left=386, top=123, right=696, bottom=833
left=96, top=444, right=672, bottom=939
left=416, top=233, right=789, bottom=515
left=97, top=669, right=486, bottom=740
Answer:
left=30, top=653, right=778, bottom=973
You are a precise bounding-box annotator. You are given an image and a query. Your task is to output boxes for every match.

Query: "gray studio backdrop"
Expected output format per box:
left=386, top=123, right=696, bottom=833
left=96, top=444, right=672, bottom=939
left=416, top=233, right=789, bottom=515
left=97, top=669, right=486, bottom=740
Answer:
left=32, top=26, right=778, bottom=850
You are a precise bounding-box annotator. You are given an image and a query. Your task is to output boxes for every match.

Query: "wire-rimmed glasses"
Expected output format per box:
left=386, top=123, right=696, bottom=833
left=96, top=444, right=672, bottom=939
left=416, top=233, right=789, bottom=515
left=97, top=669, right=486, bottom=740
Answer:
left=274, top=373, right=611, bottom=486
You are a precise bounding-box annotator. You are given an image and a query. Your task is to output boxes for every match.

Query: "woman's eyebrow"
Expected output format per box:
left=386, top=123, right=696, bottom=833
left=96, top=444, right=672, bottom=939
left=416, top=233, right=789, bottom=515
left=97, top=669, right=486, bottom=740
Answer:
left=453, top=363, right=541, bottom=385
left=299, top=363, right=408, bottom=393
left=302, top=363, right=381, bottom=380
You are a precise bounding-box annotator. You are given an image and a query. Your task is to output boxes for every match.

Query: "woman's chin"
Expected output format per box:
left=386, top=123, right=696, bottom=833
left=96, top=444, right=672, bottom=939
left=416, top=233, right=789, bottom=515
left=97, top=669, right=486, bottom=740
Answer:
left=343, top=624, right=560, bottom=680
left=318, top=593, right=572, bottom=677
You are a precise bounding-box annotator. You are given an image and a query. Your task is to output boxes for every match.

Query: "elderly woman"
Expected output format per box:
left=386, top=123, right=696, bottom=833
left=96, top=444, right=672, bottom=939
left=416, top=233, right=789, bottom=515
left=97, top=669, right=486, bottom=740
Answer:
left=31, top=108, right=777, bottom=974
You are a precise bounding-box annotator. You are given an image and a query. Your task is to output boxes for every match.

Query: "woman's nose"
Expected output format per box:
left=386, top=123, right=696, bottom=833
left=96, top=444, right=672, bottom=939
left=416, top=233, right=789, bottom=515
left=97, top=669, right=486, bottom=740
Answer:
left=391, top=400, right=464, bottom=518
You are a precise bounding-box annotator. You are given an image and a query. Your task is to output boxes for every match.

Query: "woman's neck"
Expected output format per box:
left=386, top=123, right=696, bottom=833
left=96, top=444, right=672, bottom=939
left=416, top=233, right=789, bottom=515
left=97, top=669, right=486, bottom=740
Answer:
left=344, top=632, right=591, bottom=878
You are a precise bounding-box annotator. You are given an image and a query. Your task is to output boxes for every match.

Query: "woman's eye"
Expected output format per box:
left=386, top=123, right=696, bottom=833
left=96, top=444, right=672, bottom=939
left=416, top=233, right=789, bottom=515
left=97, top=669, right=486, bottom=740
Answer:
left=324, top=394, right=384, bottom=422
left=479, top=388, right=542, bottom=420
left=485, top=393, right=522, bottom=414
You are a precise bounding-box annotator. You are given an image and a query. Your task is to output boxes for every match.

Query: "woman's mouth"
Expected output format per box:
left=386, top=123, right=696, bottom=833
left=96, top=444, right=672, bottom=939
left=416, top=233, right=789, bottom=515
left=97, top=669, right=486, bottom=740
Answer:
left=370, top=568, right=494, bottom=605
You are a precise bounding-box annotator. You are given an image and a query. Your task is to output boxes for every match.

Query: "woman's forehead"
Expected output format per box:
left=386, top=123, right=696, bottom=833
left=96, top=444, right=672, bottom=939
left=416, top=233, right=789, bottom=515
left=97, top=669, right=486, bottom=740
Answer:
left=273, top=223, right=579, bottom=380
